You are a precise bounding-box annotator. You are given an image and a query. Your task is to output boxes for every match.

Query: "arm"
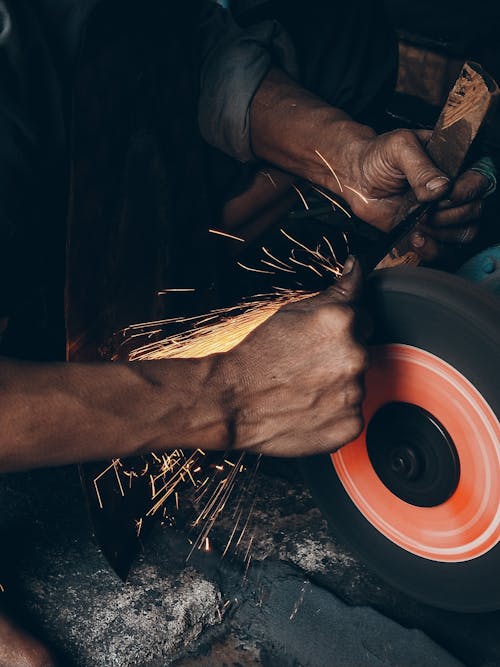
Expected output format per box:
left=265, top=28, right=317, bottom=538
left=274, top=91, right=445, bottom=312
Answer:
left=250, top=68, right=492, bottom=258
left=0, top=356, right=228, bottom=472
left=0, top=260, right=365, bottom=472
left=250, top=68, right=449, bottom=229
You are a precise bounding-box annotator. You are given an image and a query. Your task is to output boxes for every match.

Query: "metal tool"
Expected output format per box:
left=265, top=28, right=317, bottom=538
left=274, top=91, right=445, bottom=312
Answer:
left=360, top=61, right=499, bottom=273
left=301, top=62, right=500, bottom=611
left=68, top=50, right=498, bottom=589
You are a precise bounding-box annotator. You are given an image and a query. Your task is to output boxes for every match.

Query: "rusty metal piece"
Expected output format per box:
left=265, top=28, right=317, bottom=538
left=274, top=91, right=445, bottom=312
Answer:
left=376, top=61, right=499, bottom=270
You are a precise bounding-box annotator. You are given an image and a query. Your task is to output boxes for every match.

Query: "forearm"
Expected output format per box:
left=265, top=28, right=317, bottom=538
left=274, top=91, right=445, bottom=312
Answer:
left=0, top=356, right=230, bottom=473
left=249, top=68, right=376, bottom=200
left=250, top=67, right=452, bottom=234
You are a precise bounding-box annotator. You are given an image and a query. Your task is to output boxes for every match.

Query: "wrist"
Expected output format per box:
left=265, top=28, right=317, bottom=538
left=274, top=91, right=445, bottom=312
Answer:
left=249, top=69, right=377, bottom=209
left=302, top=119, right=376, bottom=201
left=133, top=356, right=234, bottom=455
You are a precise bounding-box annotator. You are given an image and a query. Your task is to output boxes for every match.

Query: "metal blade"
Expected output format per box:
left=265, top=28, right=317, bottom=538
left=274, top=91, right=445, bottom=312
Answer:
left=374, top=61, right=499, bottom=271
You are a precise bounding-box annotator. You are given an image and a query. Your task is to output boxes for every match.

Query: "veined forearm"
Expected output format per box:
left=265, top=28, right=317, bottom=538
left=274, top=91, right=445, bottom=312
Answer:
left=249, top=68, right=376, bottom=197
left=0, top=356, right=230, bottom=473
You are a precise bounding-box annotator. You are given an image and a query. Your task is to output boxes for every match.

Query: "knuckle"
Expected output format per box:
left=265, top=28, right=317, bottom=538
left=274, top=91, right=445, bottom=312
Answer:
left=343, top=416, right=365, bottom=443
left=344, top=345, right=369, bottom=376
left=314, top=304, right=354, bottom=333
left=312, top=305, right=335, bottom=331
left=334, top=305, right=355, bottom=332
left=392, top=129, right=415, bottom=148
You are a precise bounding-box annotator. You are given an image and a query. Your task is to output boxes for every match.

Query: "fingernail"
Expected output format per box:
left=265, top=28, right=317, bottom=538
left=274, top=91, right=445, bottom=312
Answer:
left=342, top=255, right=356, bottom=275
left=426, top=176, right=449, bottom=192
left=410, top=231, right=426, bottom=248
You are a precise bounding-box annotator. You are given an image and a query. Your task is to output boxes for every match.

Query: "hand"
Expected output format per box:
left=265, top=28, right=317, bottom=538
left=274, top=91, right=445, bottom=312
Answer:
left=249, top=70, right=450, bottom=234
left=249, top=69, right=488, bottom=260
left=312, top=127, right=452, bottom=232
left=407, top=168, right=491, bottom=261
left=220, top=257, right=368, bottom=456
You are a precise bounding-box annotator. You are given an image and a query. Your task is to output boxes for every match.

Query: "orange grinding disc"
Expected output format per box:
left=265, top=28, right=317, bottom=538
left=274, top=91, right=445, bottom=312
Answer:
left=301, top=267, right=500, bottom=611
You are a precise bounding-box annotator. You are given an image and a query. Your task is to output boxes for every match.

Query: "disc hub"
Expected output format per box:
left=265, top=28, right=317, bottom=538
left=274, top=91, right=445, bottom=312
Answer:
left=366, top=402, right=460, bottom=507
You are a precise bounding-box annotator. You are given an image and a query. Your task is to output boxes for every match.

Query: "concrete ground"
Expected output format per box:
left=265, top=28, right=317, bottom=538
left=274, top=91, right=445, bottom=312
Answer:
left=0, top=458, right=499, bottom=667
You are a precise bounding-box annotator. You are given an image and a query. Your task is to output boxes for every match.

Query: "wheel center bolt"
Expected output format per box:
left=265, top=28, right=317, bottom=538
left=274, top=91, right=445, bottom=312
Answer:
left=391, top=447, right=420, bottom=480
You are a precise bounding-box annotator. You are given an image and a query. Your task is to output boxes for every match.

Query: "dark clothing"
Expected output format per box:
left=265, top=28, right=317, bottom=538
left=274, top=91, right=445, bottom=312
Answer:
left=205, top=0, right=398, bottom=206
left=233, top=0, right=398, bottom=126
left=0, top=0, right=397, bottom=359
left=32, top=0, right=297, bottom=160
left=0, top=0, right=296, bottom=357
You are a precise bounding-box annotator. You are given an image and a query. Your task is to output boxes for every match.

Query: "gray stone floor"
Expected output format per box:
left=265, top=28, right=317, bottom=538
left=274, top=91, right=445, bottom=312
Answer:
left=0, top=460, right=499, bottom=666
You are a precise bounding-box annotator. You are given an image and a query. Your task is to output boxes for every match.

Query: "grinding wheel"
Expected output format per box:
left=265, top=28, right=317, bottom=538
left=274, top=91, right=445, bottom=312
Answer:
left=301, top=267, right=500, bottom=612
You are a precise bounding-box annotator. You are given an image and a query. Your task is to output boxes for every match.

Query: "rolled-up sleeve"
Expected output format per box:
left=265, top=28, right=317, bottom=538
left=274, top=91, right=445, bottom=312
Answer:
left=198, top=1, right=298, bottom=162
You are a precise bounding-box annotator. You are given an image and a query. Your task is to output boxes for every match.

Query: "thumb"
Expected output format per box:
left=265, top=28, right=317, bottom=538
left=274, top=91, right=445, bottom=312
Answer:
left=391, top=131, right=450, bottom=203
left=325, top=256, right=363, bottom=304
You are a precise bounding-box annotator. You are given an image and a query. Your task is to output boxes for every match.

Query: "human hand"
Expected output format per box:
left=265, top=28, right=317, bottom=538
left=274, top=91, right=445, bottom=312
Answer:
left=312, top=127, right=494, bottom=261
left=219, top=257, right=368, bottom=457
left=407, top=167, right=493, bottom=261
left=249, top=68, right=492, bottom=261
left=311, top=126, right=451, bottom=232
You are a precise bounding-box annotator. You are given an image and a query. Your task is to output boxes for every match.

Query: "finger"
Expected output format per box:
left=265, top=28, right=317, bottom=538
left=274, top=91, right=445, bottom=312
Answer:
left=437, top=170, right=490, bottom=209
left=409, top=231, right=440, bottom=261
left=414, top=129, right=433, bottom=145
left=430, top=200, right=483, bottom=228
left=421, top=222, right=480, bottom=244
left=320, top=255, right=363, bottom=305
left=388, top=130, right=450, bottom=203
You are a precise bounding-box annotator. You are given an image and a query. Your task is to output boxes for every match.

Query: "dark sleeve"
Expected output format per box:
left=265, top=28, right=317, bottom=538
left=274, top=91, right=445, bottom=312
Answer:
left=0, top=0, right=66, bottom=316
left=197, top=0, right=298, bottom=162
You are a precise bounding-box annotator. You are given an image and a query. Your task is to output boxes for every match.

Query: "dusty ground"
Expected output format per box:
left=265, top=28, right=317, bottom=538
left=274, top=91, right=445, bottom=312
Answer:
left=0, top=459, right=499, bottom=666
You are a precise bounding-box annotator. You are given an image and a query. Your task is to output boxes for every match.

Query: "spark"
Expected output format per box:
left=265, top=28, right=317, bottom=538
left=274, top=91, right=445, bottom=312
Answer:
left=261, top=247, right=294, bottom=270
left=114, top=460, right=125, bottom=497
left=342, top=231, right=350, bottom=256
left=323, top=235, right=338, bottom=265
left=312, top=186, right=352, bottom=219
left=158, top=288, right=196, bottom=294
left=243, top=534, right=255, bottom=579
left=314, top=149, right=343, bottom=192
left=128, top=293, right=313, bottom=362
left=94, top=230, right=346, bottom=569
left=280, top=228, right=318, bottom=255
left=289, top=582, right=309, bottom=621
left=135, top=518, right=143, bottom=538
left=93, top=460, right=123, bottom=510
left=343, top=184, right=370, bottom=204
left=0, top=584, right=4, bottom=593
left=261, top=260, right=296, bottom=274
left=291, top=183, right=309, bottom=210
left=280, top=229, right=342, bottom=278
left=236, top=261, right=275, bottom=275
left=222, top=510, right=242, bottom=558
left=209, top=228, right=245, bottom=243
left=259, top=170, right=278, bottom=189
left=187, top=451, right=249, bottom=560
